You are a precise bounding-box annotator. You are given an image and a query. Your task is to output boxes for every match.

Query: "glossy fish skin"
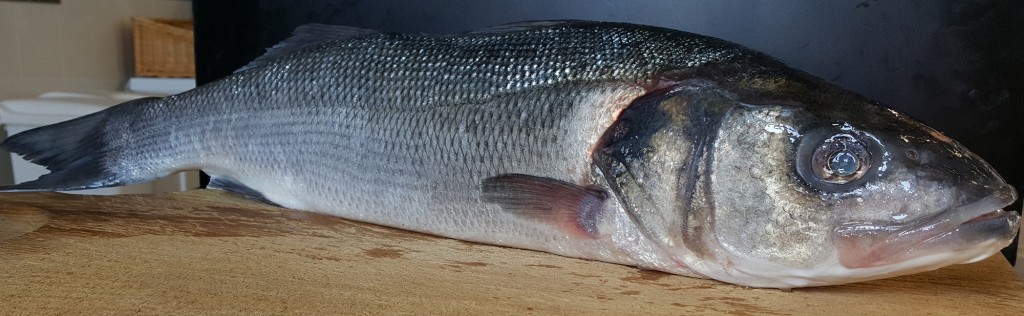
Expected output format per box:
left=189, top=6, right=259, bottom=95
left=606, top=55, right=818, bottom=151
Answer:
left=1, top=21, right=1018, bottom=288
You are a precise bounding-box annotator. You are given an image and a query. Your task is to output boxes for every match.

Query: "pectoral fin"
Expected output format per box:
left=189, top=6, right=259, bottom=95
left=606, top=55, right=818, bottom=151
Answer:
left=481, top=174, right=606, bottom=239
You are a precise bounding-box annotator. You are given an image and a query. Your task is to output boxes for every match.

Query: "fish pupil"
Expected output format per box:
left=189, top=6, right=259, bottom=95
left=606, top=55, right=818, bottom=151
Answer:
left=829, top=151, right=859, bottom=176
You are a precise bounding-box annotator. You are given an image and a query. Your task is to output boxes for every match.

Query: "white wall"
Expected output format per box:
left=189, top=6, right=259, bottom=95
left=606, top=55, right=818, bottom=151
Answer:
left=0, top=0, right=191, bottom=184
left=0, top=0, right=191, bottom=100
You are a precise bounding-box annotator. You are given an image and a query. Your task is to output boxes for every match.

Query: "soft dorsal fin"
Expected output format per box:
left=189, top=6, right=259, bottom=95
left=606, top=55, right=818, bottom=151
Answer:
left=464, top=20, right=584, bottom=35
left=235, top=23, right=379, bottom=73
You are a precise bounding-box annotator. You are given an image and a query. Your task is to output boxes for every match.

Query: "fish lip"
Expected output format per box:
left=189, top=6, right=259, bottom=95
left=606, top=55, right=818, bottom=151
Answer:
left=837, top=184, right=1017, bottom=237
left=896, top=185, right=1017, bottom=238
left=835, top=184, right=1019, bottom=268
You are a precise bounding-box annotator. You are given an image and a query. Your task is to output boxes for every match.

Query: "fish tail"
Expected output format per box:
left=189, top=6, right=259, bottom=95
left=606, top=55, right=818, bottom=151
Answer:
left=0, top=97, right=160, bottom=192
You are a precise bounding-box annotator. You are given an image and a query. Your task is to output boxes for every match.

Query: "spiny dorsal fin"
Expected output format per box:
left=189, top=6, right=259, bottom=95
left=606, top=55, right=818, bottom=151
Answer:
left=235, top=23, right=379, bottom=73
left=464, top=20, right=585, bottom=35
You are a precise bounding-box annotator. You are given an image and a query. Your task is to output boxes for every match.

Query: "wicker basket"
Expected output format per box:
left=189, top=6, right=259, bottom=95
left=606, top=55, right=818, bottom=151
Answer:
left=132, top=17, right=195, bottom=78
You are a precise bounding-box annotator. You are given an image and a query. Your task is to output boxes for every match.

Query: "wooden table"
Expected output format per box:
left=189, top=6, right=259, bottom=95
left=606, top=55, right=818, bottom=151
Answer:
left=1, top=190, right=1022, bottom=315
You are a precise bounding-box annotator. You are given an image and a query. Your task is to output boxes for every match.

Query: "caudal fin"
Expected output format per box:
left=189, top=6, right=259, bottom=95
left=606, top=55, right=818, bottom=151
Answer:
left=0, top=97, right=158, bottom=192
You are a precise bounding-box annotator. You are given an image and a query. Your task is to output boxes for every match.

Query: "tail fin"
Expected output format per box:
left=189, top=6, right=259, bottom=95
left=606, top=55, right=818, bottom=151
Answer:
left=0, top=97, right=158, bottom=192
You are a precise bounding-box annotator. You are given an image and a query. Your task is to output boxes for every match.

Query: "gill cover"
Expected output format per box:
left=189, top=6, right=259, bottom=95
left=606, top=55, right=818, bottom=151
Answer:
left=594, top=80, right=740, bottom=275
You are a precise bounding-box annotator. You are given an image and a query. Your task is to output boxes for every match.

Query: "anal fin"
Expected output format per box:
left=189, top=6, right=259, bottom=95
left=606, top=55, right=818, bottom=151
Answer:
left=481, top=174, right=606, bottom=239
left=208, top=176, right=279, bottom=207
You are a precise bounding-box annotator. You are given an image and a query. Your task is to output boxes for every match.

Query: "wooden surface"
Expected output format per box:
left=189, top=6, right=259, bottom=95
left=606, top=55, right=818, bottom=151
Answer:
left=1, top=190, right=1022, bottom=315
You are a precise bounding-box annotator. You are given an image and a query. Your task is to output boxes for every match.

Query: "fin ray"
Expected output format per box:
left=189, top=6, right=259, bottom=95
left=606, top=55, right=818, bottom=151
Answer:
left=0, top=98, right=160, bottom=191
left=208, top=176, right=279, bottom=206
left=481, top=173, right=605, bottom=238
left=465, top=20, right=583, bottom=35
left=236, top=23, right=379, bottom=73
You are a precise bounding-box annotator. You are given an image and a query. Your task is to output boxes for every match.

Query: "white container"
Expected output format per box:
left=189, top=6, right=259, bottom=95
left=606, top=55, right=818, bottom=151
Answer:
left=126, top=77, right=196, bottom=95
left=0, top=92, right=199, bottom=195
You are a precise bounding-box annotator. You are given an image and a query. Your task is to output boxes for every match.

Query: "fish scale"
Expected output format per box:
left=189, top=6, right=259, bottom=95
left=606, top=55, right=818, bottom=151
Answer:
left=165, top=82, right=639, bottom=228
left=3, top=21, right=1017, bottom=288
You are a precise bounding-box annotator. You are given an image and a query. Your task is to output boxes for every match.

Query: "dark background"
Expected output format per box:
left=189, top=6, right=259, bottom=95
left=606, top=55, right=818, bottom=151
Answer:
left=192, top=0, right=1023, bottom=264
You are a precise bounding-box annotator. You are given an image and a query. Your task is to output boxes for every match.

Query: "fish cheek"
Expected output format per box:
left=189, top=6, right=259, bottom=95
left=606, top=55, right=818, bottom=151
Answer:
left=829, top=168, right=958, bottom=226
left=709, top=106, right=833, bottom=268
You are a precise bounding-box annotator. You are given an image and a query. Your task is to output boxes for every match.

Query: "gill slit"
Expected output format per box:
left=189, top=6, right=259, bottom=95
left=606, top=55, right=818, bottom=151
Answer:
left=677, top=102, right=732, bottom=263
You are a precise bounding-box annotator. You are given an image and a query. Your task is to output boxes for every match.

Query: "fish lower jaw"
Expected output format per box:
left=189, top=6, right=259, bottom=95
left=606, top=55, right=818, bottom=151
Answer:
left=703, top=210, right=1019, bottom=288
left=835, top=207, right=1019, bottom=269
left=708, top=238, right=1008, bottom=289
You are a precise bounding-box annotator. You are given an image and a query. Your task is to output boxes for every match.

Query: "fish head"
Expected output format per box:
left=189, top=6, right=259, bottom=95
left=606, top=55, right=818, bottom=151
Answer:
left=798, top=109, right=1018, bottom=271
left=598, top=75, right=1019, bottom=288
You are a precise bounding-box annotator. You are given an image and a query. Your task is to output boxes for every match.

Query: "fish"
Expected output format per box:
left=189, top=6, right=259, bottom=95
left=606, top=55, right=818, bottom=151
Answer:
left=0, top=21, right=1018, bottom=288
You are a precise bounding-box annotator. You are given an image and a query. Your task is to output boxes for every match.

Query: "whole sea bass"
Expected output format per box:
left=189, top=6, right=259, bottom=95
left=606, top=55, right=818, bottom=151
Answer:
left=2, top=21, right=1019, bottom=288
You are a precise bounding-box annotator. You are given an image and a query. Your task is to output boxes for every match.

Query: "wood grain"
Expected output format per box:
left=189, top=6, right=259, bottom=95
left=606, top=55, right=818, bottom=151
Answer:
left=1, top=190, right=1021, bottom=315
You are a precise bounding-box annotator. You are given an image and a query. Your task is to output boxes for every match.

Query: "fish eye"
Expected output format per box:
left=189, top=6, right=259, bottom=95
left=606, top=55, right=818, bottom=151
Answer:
left=796, top=128, right=881, bottom=192
left=811, top=135, right=870, bottom=184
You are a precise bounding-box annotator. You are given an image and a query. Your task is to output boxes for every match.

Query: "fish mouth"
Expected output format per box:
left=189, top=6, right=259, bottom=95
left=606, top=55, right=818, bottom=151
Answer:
left=835, top=185, right=1020, bottom=269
